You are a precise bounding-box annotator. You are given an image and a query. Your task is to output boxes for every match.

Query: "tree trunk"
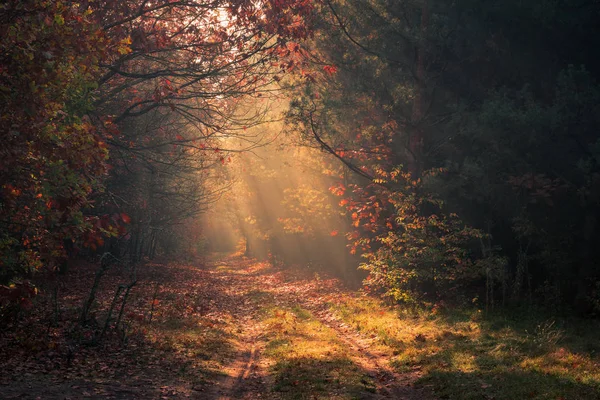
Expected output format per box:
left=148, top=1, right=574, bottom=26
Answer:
left=409, top=0, right=429, bottom=178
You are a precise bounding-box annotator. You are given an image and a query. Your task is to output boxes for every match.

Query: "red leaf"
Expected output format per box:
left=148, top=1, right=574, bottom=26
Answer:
left=121, top=213, right=131, bottom=224
left=323, top=65, right=338, bottom=75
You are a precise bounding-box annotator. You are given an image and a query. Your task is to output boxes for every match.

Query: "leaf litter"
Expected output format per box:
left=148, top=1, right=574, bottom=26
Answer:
left=0, top=254, right=433, bottom=399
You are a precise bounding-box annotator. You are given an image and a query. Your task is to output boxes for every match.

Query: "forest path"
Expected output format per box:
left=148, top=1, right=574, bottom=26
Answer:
left=204, top=253, right=434, bottom=400
left=0, top=253, right=433, bottom=399
left=3, top=255, right=598, bottom=400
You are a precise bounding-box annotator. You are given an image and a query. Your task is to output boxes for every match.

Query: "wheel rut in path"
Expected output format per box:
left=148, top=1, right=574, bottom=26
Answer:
left=203, top=257, right=268, bottom=400
left=205, top=254, right=436, bottom=400
left=214, top=332, right=261, bottom=400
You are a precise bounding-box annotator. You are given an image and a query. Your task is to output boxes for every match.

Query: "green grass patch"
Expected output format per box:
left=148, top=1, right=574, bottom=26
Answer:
left=329, top=296, right=600, bottom=400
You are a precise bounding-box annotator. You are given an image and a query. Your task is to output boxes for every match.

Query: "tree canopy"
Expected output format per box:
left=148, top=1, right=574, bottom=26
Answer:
left=2, top=0, right=600, bottom=317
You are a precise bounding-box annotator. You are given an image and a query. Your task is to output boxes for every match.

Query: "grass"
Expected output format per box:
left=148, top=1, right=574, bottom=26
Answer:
left=328, top=295, right=600, bottom=400
left=212, top=255, right=599, bottom=399
left=260, top=304, right=377, bottom=399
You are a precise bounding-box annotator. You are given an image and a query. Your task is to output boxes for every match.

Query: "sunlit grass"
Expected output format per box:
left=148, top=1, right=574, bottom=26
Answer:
left=329, top=296, right=600, bottom=399
left=260, top=305, right=377, bottom=399
left=215, top=264, right=234, bottom=272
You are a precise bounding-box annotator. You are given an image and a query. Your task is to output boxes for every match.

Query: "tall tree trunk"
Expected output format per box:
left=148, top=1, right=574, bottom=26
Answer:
left=576, top=210, right=597, bottom=312
left=409, top=0, right=429, bottom=178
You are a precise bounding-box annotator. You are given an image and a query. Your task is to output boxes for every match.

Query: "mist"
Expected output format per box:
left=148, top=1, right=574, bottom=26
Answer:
left=200, top=111, right=361, bottom=283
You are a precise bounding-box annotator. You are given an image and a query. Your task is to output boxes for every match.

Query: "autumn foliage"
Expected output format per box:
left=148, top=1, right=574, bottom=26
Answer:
left=0, top=0, right=318, bottom=315
left=0, top=1, right=119, bottom=283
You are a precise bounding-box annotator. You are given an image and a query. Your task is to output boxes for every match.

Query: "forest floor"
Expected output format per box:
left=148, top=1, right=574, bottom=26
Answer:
left=1, top=253, right=599, bottom=399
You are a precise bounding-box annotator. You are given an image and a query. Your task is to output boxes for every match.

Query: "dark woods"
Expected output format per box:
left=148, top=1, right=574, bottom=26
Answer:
left=285, top=0, right=600, bottom=314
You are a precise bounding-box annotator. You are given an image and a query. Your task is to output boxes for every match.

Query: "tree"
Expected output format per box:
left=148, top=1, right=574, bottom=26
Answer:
left=0, top=0, right=121, bottom=282
left=287, top=0, right=600, bottom=311
left=88, top=0, right=319, bottom=261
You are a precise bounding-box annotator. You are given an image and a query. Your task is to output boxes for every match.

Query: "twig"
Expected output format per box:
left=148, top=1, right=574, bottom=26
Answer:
left=80, top=253, right=119, bottom=325
left=148, top=282, right=160, bottom=323
left=115, top=280, right=137, bottom=333
left=98, top=285, right=124, bottom=343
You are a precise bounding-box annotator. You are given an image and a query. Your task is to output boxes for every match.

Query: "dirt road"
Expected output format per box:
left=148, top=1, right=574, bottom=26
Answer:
left=0, top=253, right=433, bottom=399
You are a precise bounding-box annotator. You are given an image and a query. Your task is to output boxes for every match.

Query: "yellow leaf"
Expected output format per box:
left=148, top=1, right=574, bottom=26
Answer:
left=118, top=37, right=133, bottom=54
left=118, top=45, right=132, bottom=55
